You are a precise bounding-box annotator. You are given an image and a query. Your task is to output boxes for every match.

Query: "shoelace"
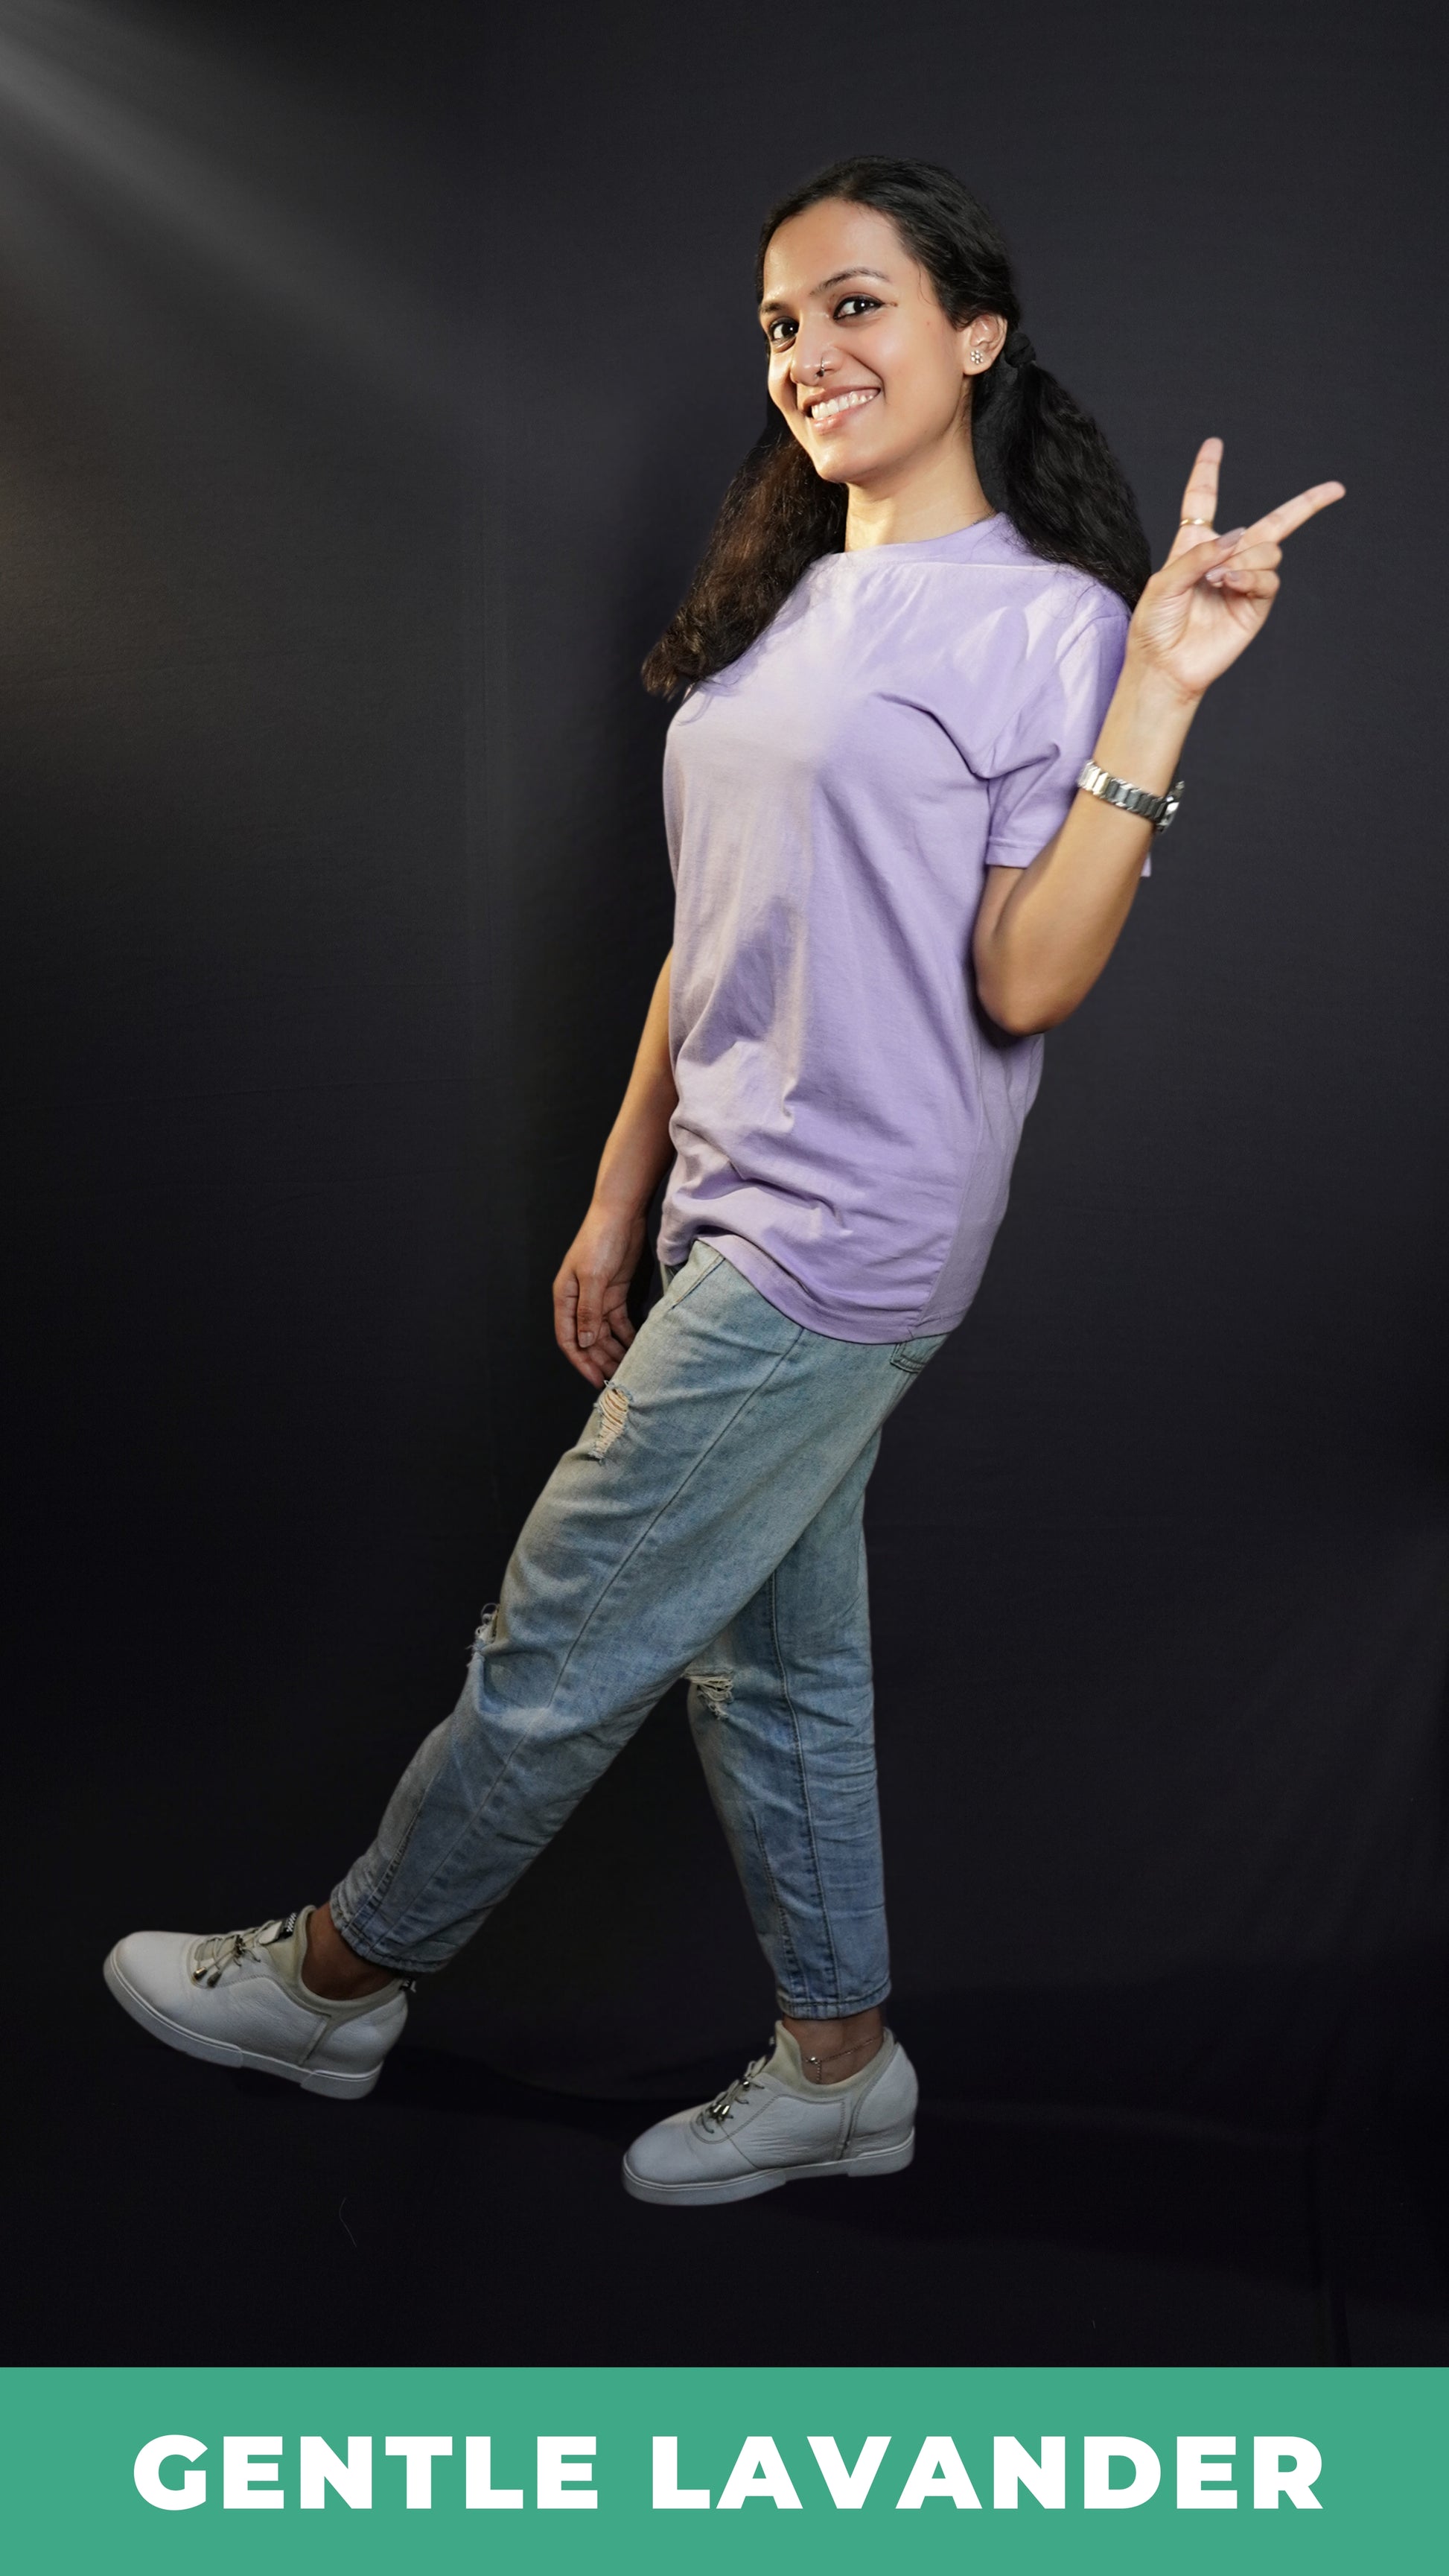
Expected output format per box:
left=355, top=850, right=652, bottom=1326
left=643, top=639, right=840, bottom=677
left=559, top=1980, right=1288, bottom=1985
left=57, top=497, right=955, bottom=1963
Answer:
left=191, top=1918, right=290, bottom=1988
left=701, top=2049, right=770, bottom=2130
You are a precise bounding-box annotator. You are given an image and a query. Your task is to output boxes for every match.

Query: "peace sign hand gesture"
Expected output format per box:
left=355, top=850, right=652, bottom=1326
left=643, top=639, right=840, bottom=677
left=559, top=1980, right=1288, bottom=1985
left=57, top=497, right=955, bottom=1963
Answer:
left=1129, top=438, right=1344, bottom=704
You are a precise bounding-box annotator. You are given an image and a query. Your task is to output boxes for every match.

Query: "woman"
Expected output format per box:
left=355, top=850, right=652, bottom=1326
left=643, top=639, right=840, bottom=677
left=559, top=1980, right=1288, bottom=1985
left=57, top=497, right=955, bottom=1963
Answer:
left=104, top=157, right=1342, bottom=2204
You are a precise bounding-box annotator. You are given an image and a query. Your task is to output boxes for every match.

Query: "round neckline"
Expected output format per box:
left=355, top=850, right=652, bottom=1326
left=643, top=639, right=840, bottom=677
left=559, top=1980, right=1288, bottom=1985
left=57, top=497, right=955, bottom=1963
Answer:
left=833, top=511, right=1004, bottom=563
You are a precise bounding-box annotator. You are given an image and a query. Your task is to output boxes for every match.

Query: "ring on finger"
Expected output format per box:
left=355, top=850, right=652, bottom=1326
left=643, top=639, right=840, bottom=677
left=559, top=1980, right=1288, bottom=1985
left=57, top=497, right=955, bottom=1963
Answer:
left=1180, top=516, right=1216, bottom=529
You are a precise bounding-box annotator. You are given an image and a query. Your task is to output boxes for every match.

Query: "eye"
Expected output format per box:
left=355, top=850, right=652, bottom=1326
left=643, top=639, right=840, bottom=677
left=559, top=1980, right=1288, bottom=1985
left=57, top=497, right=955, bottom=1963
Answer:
left=834, top=295, right=882, bottom=319
left=766, top=317, right=798, bottom=346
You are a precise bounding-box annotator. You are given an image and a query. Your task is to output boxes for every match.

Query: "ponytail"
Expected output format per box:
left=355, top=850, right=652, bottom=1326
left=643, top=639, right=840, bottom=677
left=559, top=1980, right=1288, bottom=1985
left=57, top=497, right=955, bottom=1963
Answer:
left=970, top=325, right=1150, bottom=608
left=644, top=156, right=1150, bottom=700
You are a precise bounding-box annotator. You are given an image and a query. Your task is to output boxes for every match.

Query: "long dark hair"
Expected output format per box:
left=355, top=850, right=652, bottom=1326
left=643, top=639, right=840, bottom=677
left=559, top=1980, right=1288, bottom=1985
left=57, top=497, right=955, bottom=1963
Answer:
left=643, top=156, right=1150, bottom=699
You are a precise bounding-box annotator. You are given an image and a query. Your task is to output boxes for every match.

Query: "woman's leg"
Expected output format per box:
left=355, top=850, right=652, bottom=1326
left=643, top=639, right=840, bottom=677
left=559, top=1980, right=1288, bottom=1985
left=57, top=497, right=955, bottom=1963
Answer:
left=104, top=1243, right=948, bottom=2137
left=684, top=1428, right=888, bottom=2037
left=328, top=1247, right=940, bottom=1978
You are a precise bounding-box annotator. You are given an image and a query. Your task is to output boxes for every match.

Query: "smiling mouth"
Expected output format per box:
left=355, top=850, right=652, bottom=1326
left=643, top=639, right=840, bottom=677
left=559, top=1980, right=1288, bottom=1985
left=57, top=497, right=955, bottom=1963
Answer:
left=803, top=387, right=880, bottom=425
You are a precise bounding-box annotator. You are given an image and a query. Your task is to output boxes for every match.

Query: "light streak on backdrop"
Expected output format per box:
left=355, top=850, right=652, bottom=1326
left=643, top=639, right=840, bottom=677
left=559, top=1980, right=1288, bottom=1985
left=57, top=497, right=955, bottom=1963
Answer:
left=0, top=0, right=461, bottom=420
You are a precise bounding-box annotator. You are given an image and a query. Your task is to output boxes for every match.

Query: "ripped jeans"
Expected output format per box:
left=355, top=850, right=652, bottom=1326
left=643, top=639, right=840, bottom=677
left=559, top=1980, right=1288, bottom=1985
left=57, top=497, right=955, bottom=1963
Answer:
left=331, top=1239, right=948, bottom=2017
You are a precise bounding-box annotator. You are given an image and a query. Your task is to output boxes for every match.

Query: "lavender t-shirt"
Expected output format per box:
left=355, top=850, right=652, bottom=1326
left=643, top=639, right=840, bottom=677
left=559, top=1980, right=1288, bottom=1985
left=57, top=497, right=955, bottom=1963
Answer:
left=657, top=513, right=1130, bottom=1342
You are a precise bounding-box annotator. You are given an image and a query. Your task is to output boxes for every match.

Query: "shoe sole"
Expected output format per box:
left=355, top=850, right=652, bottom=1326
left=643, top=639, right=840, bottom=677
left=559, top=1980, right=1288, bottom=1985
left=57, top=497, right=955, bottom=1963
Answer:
left=103, top=1947, right=383, bottom=2101
left=620, top=2128, right=915, bottom=2206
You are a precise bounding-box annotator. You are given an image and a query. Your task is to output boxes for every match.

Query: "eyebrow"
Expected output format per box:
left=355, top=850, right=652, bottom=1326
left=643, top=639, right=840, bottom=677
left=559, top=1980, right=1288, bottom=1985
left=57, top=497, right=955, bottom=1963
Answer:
left=759, top=265, right=892, bottom=315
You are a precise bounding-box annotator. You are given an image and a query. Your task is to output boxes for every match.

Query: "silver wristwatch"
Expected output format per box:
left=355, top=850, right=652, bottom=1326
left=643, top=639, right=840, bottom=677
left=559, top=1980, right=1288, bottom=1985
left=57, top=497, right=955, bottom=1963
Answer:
left=1076, top=758, right=1183, bottom=833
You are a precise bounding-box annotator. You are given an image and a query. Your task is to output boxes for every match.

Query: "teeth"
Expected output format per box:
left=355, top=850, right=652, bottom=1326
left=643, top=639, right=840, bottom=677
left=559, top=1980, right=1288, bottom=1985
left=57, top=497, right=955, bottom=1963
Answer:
left=808, top=389, right=879, bottom=422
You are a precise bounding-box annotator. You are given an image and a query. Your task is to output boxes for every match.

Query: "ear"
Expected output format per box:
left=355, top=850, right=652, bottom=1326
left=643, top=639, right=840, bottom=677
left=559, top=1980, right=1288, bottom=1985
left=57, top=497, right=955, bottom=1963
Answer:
left=958, top=313, right=1009, bottom=378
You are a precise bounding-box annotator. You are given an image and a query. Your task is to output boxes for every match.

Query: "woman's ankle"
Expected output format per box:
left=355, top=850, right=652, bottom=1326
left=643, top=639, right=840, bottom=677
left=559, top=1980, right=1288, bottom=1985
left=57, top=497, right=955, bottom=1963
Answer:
left=780, top=2006, right=885, bottom=2084
left=301, top=1900, right=395, bottom=2000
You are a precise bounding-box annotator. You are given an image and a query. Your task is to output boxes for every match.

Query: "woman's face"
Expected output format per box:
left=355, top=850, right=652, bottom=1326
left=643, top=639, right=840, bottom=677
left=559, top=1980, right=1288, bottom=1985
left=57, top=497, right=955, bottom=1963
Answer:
left=759, top=198, right=999, bottom=489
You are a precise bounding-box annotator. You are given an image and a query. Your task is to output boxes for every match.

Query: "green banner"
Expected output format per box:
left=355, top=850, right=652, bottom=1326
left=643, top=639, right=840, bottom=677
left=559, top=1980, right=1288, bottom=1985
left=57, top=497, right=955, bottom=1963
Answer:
left=8, top=2367, right=1443, bottom=2571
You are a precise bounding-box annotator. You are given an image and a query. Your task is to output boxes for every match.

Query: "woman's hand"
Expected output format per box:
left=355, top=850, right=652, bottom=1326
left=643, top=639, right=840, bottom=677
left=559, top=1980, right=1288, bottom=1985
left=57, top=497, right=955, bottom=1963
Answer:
left=551, top=950, right=676, bottom=1386
left=973, top=439, right=1343, bottom=1035
left=1127, top=436, right=1344, bottom=705
left=552, top=1200, right=647, bottom=1388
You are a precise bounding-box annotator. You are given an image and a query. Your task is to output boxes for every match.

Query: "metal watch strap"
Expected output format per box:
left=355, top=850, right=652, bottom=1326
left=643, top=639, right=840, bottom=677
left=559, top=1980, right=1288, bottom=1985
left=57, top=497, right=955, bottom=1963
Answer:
left=1076, top=758, right=1184, bottom=833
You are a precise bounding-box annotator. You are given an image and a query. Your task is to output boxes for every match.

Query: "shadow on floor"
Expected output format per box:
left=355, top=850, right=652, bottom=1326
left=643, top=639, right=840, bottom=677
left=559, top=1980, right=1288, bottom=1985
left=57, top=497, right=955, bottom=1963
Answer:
left=12, top=1997, right=1448, bottom=2367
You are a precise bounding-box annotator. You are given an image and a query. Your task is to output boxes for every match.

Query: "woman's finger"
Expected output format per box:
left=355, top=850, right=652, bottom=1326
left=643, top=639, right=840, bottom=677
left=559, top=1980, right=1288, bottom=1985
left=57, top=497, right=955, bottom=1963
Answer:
left=1241, top=480, right=1346, bottom=547
left=1212, top=567, right=1281, bottom=600
left=575, top=1268, right=608, bottom=1349
left=1169, top=436, right=1223, bottom=556
left=568, top=1322, right=628, bottom=1387
left=1155, top=527, right=1243, bottom=595
left=1204, top=538, right=1282, bottom=585
left=579, top=1270, right=642, bottom=1355
left=552, top=1271, right=581, bottom=1348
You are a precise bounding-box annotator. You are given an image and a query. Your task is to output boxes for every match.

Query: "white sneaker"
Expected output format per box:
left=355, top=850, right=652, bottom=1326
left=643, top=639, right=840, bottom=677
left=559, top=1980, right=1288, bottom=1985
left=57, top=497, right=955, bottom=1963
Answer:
left=622, top=2023, right=917, bottom=2205
left=103, top=1906, right=408, bottom=2101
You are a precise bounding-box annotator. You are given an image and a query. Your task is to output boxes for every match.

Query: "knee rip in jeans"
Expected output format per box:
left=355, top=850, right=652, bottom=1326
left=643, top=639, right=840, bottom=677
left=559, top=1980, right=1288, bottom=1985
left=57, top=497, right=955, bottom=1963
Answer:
left=585, top=1379, right=631, bottom=1458
left=689, top=1670, right=733, bottom=1720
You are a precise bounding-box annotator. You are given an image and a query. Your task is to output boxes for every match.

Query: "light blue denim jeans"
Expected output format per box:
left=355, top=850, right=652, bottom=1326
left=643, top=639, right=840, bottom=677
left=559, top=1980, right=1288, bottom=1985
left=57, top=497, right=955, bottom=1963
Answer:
left=332, top=1241, right=947, bottom=2016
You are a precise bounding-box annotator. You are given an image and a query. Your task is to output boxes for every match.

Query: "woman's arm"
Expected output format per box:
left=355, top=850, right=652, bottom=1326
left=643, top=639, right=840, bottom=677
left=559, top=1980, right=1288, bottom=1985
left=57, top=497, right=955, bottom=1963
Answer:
left=972, top=438, right=1343, bottom=1037
left=552, top=950, right=678, bottom=1387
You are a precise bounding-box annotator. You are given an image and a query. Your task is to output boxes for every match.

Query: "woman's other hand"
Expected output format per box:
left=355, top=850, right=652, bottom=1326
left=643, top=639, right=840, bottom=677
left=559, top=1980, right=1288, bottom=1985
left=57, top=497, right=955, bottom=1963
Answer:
left=552, top=1202, right=647, bottom=1387
left=1127, top=436, right=1344, bottom=705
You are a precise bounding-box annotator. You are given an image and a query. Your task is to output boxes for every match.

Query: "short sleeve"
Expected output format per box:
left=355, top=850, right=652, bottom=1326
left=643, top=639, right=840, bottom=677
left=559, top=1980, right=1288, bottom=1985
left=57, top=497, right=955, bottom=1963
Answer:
left=981, top=605, right=1141, bottom=874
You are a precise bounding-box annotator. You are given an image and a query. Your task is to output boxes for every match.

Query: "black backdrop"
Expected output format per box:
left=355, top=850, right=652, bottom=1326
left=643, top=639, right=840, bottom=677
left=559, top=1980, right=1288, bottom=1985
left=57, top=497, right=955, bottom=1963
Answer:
left=6, top=0, right=1448, bottom=2361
